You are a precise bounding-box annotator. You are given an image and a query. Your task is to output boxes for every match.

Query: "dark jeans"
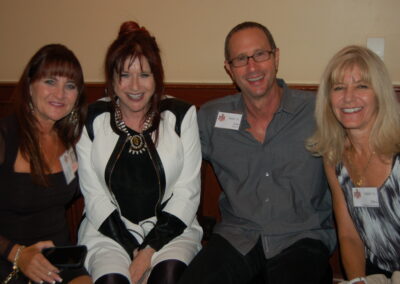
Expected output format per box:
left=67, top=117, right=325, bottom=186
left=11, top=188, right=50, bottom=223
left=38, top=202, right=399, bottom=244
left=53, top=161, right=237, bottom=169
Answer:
left=178, top=234, right=331, bottom=284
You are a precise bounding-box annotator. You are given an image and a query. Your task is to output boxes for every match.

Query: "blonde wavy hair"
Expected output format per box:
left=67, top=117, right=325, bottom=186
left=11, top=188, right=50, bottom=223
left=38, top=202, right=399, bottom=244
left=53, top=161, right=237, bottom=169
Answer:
left=307, top=45, right=400, bottom=165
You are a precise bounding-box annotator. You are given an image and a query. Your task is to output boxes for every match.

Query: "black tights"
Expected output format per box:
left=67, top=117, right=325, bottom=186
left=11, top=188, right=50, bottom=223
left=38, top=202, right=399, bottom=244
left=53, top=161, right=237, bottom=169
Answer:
left=148, top=259, right=186, bottom=284
left=94, top=259, right=186, bottom=284
left=95, top=274, right=130, bottom=284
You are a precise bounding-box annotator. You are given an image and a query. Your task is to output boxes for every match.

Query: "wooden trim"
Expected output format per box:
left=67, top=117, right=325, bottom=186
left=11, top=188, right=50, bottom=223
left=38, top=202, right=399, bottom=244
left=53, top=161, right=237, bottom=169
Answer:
left=1, top=82, right=399, bottom=104
left=1, top=81, right=399, bottom=119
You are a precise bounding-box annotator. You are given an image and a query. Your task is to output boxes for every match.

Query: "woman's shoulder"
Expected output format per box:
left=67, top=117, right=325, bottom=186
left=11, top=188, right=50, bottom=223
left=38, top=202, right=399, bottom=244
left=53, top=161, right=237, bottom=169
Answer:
left=0, top=114, right=18, bottom=138
left=0, top=114, right=17, bottom=127
left=87, top=98, right=113, bottom=118
left=160, top=97, right=195, bottom=137
left=85, top=99, right=113, bottom=140
left=0, top=115, right=19, bottom=165
left=160, top=96, right=193, bottom=116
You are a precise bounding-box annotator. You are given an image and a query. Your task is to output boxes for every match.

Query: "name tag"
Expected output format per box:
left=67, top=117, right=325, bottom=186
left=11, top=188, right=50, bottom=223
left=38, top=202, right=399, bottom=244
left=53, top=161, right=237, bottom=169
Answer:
left=352, top=187, right=379, bottom=207
left=60, top=148, right=78, bottom=184
left=214, top=111, right=242, bottom=130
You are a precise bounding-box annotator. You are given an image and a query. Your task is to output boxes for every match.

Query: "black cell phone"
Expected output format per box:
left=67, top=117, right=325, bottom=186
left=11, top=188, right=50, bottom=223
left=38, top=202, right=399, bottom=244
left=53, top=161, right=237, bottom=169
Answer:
left=42, top=245, right=87, bottom=268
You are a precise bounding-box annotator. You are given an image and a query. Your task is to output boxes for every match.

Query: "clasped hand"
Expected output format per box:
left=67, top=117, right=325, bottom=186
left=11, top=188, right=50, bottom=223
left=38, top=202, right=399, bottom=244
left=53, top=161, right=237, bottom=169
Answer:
left=18, top=241, right=63, bottom=283
left=129, top=247, right=155, bottom=284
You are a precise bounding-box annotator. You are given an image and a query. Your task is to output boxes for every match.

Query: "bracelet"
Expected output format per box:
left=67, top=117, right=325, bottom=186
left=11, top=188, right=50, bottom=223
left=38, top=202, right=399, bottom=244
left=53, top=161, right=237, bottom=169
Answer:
left=2, top=245, right=26, bottom=284
left=12, top=245, right=25, bottom=270
left=348, top=277, right=367, bottom=284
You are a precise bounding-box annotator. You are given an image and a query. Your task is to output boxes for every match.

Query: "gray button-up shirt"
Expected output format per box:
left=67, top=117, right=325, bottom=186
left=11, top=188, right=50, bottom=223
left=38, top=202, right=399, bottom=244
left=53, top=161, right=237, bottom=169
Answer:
left=198, top=79, right=336, bottom=258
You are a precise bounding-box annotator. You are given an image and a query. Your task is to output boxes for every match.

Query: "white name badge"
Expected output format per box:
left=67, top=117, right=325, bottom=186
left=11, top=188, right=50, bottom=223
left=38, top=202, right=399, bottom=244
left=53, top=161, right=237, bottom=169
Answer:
left=214, top=111, right=242, bottom=130
left=60, top=148, right=78, bottom=184
left=352, top=187, right=379, bottom=207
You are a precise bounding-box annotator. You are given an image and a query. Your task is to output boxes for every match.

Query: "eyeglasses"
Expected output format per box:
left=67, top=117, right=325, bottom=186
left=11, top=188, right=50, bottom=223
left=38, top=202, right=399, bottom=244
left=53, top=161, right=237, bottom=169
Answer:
left=228, top=49, right=275, bottom=67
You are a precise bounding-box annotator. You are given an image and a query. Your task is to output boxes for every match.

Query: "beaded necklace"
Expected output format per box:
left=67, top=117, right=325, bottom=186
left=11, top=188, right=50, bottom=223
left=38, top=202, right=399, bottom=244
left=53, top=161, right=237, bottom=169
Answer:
left=114, top=106, right=154, bottom=155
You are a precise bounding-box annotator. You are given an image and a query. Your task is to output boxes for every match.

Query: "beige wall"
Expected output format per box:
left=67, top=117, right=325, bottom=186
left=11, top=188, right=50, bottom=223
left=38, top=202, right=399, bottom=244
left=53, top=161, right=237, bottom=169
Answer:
left=1, top=0, right=399, bottom=84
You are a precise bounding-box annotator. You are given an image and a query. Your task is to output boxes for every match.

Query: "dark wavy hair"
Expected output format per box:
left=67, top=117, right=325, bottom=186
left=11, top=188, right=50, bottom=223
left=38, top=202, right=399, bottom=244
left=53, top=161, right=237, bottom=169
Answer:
left=105, top=21, right=164, bottom=131
left=13, top=44, right=86, bottom=185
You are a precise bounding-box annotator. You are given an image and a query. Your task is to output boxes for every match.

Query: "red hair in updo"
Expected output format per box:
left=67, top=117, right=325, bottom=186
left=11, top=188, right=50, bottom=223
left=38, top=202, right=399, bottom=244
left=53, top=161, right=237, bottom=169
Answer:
left=105, top=21, right=164, bottom=128
left=118, top=21, right=144, bottom=36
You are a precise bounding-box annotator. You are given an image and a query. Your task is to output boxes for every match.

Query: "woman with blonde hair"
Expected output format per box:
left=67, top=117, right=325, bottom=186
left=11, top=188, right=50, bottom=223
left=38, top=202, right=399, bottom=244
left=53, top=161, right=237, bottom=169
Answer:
left=308, top=45, right=400, bottom=284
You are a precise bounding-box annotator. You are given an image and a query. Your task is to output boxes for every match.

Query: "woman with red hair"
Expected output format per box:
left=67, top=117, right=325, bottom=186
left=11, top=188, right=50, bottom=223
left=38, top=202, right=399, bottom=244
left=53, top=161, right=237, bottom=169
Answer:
left=76, top=21, right=202, bottom=284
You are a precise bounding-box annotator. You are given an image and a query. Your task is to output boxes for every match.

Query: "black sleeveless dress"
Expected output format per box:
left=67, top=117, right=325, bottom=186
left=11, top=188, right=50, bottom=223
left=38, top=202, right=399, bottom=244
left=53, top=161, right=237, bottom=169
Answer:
left=0, top=115, right=88, bottom=284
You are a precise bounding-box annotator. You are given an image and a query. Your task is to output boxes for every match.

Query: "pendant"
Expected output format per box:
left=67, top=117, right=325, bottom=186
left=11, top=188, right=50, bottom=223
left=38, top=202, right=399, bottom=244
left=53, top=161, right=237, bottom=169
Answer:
left=128, top=134, right=147, bottom=155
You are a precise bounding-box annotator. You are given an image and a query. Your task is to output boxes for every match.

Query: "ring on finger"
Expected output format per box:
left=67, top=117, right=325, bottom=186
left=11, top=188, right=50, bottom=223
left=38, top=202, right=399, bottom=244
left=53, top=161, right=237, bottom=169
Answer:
left=47, top=271, right=52, bottom=276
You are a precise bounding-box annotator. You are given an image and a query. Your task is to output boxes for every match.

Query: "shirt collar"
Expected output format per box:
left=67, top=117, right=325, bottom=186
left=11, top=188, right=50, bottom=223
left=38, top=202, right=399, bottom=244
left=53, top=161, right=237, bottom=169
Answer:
left=276, top=79, right=300, bottom=115
left=236, top=78, right=298, bottom=115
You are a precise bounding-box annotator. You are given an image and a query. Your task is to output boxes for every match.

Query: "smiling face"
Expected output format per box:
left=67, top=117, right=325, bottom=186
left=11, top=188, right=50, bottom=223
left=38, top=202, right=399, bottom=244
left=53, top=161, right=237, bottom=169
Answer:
left=330, top=65, right=378, bottom=134
left=113, top=56, right=155, bottom=121
left=30, top=76, right=78, bottom=127
left=224, top=27, right=279, bottom=100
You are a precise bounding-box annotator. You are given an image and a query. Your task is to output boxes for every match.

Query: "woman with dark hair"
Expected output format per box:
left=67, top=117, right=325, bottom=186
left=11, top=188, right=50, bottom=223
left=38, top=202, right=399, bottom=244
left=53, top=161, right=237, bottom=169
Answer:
left=308, top=45, right=400, bottom=283
left=76, top=21, right=202, bottom=284
left=0, top=44, right=90, bottom=284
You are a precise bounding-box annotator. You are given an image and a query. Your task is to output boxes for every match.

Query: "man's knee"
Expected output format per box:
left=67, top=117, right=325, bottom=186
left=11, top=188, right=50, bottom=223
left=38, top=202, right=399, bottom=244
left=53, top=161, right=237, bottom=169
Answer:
left=265, top=238, right=331, bottom=284
left=179, top=234, right=263, bottom=284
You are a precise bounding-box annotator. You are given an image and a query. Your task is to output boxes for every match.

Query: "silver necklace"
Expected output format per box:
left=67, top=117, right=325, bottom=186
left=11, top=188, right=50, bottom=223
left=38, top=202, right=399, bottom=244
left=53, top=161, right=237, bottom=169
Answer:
left=114, top=107, right=154, bottom=155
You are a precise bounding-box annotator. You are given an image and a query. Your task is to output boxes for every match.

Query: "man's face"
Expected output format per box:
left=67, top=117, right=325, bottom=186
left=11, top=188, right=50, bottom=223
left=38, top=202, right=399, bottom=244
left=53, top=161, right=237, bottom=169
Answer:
left=225, top=27, right=279, bottom=100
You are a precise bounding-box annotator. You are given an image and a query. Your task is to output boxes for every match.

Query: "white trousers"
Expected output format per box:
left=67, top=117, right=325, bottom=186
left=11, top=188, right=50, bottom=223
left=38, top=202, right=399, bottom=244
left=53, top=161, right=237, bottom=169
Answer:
left=78, top=217, right=202, bottom=283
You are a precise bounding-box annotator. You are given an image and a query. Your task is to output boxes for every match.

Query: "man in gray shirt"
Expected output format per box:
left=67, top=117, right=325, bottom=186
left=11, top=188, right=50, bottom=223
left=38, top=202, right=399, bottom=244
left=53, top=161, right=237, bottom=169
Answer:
left=179, top=22, right=336, bottom=284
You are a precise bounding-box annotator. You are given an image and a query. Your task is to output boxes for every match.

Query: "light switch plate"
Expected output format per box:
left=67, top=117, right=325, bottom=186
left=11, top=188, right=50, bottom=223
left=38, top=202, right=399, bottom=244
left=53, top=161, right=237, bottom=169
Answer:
left=367, top=37, right=384, bottom=60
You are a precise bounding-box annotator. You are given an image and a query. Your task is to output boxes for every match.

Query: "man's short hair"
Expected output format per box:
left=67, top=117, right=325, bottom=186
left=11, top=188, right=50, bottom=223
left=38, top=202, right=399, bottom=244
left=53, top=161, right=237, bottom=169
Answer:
left=224, top=21, right=277, bottom=61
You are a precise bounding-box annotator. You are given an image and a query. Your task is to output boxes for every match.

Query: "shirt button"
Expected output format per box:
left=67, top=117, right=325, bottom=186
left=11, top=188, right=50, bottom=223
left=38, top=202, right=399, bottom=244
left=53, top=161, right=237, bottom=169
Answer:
left=265, top=172, right=270, bottom=177
left=265, top=198, right=270, bottom=202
